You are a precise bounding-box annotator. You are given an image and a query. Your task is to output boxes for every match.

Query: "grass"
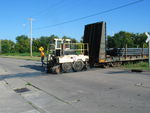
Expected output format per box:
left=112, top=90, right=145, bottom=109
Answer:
left=0, top=52, right=41, bottom=61
left=0, top=55, right=40, bottom=61
left=25, top=82, right=32, bottom=86
left=0, top=52, right=40, bottom=57
left=122, top=61, right=150, bottom=70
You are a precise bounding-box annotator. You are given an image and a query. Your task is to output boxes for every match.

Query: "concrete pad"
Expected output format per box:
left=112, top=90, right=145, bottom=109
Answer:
left=5, top=78, right=28, bottom=89
left=21, top=110, right=40, bottom=113
left=5, top=78, right=82, bottom=113
left=0, top=81, right=39, bottom=113
left=22, top=91, right=86, bottom=113
left=5, top=78, right=38, bottom=92
left=0, top=65, right=8, bottom=75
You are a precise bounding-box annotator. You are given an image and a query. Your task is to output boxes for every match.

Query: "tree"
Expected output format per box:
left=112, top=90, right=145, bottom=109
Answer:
left=62, top=36, right=78, bottom=43
left=133, top=33, right=148, bottom=48
left=32, top=34, right=59, bottom=53
left=15, top=35, right=30, bottom=53
left=107, top=31, right=150, bottom=48
left=1, top=31, right=149, bottom=54
left=107, top=31, right=135, bottom=48
left=1, top=40, right=15, bottom=53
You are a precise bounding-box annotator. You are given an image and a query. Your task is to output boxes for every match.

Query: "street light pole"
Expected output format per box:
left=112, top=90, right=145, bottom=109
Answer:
left=29, top=18, right=33, bottom=57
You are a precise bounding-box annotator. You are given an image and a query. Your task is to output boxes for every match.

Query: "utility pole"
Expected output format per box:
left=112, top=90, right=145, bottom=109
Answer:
left=29, top=18, right=33, bottom=57
left=0, top=39, right=1, bottom=54
left=149, top=41, right=150, bottom=67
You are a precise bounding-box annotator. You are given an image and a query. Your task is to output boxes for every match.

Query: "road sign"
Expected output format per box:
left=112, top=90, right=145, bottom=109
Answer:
left=145, top=32, right=150, bottom=43
left=39, top=46, right=44, bottom=51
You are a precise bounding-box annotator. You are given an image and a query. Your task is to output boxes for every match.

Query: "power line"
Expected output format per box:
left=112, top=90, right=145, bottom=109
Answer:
left=32, top=0, right=67, bottom=18
left=34, top=0, right=144, bottom=30
left=23, top=0, right=67, bottom=29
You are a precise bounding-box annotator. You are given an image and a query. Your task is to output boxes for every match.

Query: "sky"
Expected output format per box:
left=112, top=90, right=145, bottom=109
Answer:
left=0, top=0, right=149, bottom=41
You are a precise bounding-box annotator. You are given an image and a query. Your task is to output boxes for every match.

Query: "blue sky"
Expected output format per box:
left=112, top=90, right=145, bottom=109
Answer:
left=0, top=0, right=149, bottom=41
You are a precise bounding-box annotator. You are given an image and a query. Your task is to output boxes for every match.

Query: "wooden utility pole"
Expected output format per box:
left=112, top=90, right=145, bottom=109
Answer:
left=29, top=18, right=33, bottom=57
left=0, top=39, right=1, bottom=54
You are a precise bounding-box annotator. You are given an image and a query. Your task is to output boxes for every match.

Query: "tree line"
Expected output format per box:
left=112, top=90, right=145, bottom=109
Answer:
left=0, top=35, right=77, bottom=54
left=0, top=31, right=149, bottom=54
left=107, top=31, right=148, bottom=48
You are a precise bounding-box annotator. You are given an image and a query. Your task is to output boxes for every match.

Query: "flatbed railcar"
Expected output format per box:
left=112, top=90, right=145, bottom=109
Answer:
left=83, top=21, right=148, bottom=67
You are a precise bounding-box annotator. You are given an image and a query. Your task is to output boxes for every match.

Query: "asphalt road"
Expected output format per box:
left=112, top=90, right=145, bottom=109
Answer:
left=0, top=57, right=150, bottom=113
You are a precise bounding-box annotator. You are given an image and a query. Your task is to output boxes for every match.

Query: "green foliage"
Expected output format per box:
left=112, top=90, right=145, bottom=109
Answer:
left=15, top=35, right=30, bottom=53
left=133, top=33, right=148, bottom=48
left=62, top=36, right=78, bottom=43
left=107, top=31, right=148, bottom=48
left=0, top=31, right=149, bottom=55
left=2, top=52, right=40, bottom=57
left=1, top=40, right=15, bottom=53
left=39, top=35, right=59, bottom=51
left=0, top=34, right=77, bottom=55
left=122, top=61, right=150, bottom=70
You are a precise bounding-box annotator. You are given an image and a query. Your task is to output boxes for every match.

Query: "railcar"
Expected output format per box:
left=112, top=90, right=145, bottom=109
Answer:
left=83, top=21, right=148, bottom=67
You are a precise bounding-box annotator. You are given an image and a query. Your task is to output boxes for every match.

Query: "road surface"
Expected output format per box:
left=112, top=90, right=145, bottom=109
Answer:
left=0, top=57, right=150, bottom=113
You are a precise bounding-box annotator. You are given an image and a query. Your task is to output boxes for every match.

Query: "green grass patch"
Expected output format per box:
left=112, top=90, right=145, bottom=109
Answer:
left=0, top=52, right=42, bottom=61
left=122, top=61, right=150, bottom=70
left=0, top=52, right=40, bottom=57
left=0, top=55, right=40, bottom=61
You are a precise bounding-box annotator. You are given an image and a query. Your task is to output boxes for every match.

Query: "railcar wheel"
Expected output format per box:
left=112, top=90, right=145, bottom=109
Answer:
left=73, top=60, right=84, bottom=72
left=103, top=64, right=109, bottom=68
left=61, top=63, right=72, bottom=73
left=115, top=62, right=122, bottom=67
left=109, top=63, right=114, bottom=67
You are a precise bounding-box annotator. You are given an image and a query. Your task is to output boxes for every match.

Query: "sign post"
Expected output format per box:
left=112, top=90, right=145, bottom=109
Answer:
left=145, top=32, right=150, bottom=67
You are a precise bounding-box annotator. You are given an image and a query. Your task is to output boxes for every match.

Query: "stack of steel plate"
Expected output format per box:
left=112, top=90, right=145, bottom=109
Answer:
left=107, top=48, right=148, bottom=56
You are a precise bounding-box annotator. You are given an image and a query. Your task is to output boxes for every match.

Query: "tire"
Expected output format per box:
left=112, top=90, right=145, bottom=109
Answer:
left=47, top=61, right=54, bottom=73
left=73, top=60, right=84, bottom=72
left=52, top=65, right=60, bottom=74
left=61, top=63, right=72, bottom=73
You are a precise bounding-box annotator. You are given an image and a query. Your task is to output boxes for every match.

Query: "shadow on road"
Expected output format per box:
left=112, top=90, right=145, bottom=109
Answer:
left=20, top=65, right=46, bottom=72
left=106, top=70, right=150, bottom=76
left=106, top=70, right=131, bottom=74
left=0, top=72, right=48, bottom=80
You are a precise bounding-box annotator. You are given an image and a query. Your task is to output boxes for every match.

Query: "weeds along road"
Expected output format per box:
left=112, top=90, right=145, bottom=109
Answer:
left=0, top=57, right=150, bottom=113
